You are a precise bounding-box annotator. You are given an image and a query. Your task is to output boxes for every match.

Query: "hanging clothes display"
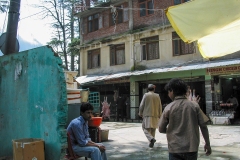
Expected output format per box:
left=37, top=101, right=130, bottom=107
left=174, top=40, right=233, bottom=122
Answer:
left=101, top=97, right=111, bottom=120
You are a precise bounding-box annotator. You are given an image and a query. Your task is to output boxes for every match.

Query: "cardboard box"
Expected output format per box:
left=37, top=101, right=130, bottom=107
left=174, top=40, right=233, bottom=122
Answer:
left=101, top=129, right=109, bottom=142
left=12, top=138, right=45, bottom=160
left=67, top=89, right=81, bottom=104
left=209, top=116, right=230, bottom=125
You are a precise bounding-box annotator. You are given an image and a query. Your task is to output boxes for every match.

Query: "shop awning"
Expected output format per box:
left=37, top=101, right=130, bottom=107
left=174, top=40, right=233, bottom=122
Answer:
left=166, top=0, right=240, bottom=59
left=75, top=59, right=240, bottom=85
left=76, top=72, right=131, bottom=85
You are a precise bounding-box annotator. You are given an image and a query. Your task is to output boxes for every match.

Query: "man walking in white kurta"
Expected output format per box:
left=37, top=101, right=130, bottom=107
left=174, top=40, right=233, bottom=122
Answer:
left=139, top=84, right=162, bottom=148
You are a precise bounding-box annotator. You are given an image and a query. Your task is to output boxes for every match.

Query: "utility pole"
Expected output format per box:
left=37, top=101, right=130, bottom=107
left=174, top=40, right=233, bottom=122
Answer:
left=5, top=0, right=21, bottom=54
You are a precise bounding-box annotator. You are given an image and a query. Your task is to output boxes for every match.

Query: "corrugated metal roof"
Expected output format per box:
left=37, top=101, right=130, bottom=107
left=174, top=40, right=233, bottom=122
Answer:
left=75, top=59, right=240, bottom=85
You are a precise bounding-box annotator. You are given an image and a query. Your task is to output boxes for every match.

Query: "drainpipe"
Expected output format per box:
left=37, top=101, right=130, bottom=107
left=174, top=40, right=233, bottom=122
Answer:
left=128, top=0, right=134, bottom=70
left=130, top=34, right=135, bottom=70
left=128, top=0, right=133, bottom=30
left=5, top=0, right=21, bottom=55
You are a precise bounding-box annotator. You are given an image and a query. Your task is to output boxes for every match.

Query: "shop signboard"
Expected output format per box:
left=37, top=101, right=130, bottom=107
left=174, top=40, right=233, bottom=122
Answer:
left=206, top=65, right=240, bottom=75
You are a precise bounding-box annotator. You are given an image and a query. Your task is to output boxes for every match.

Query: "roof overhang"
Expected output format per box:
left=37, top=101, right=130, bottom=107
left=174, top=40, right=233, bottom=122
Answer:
left=76, top=59, right=240, bottom=85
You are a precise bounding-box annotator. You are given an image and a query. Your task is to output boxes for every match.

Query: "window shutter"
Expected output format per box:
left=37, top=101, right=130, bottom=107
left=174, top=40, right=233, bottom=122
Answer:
left=147, top=1, right=154, bottom=15
left=97, top=54, right=100, bottom=67
left=142, top=45, right=146, bottom=60
left=88, top=51, right=92, bottom=69
left=99, top=14, right=103, bottom=29
left=122, top=49, right=125, bottom=64
left=81, top=19, right=85, bottom=34
left=189, top=43, right=194, bottom=53
left=157, top=44, right=159, bottom=58
left=110, top=47, right=115, bottom=65
left=139, top=3, right=146, bottom=17
left=180, top=41, right=185, bottom=54
left=116, top=49, right=124, bottom=64
left=123, top=5, right=129, bottom=22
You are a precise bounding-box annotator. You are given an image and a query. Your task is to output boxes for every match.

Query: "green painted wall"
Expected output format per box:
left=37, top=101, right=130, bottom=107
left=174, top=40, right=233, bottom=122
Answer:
left=0, top=46, right=67, bottom=159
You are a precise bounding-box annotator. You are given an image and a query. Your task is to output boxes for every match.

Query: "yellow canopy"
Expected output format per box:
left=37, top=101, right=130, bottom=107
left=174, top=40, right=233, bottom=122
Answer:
left=166, top=0, right=240, bottom=59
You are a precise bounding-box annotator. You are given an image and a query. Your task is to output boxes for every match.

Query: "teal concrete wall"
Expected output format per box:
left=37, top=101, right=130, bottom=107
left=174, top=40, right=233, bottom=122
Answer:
left=0, top=46, right=67, bottom=159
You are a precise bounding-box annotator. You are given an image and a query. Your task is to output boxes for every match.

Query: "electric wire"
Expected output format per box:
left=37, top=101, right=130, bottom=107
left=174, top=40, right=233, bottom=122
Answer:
left=19, top=6, right=55, bottom=20
left=0, top=0, right=215, bottom=65
left=74, top=4, right=166, bottom=11
left=1, top=3, right=8, bottom=33
left=20, top=0, right=40, bottom=48
left=0, top=1, right=56, bottom=53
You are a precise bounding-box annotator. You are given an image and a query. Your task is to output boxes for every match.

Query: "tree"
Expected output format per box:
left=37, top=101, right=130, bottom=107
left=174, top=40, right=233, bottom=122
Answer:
left=0, top=0, right=9, bottom=13
left=38, top=0, right=110, bottom=71
left=47, top=37, right=63, bottom=56
left=38, top=0, right=80, bottom=71
left=67, top=38, right=80, bottom=73
left=64, top=0, right=81, bottom=71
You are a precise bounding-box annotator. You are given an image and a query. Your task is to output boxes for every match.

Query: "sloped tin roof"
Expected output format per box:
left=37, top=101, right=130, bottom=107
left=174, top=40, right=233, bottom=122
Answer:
left=76, top=59, right=240, bottom=85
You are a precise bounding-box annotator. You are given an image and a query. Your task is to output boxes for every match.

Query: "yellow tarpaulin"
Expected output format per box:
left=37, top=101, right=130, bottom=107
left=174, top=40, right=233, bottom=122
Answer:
left=166, top=0, right=240, bottom=59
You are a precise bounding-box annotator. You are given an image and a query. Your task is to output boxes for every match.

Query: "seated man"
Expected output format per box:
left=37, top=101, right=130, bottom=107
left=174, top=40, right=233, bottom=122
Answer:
left=67, top=102, right=107, bottom=160
left=227, top=94, right=239, bottom=110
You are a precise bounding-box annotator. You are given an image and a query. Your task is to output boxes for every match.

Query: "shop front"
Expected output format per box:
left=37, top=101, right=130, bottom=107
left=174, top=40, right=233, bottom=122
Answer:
left=130, top=69, right=207, bottom=120
left=137, top=77, right=206, bottom=112
left=77, top=76, right=131, bottom=121
left=207, top=65, right=240, bottom=124
left=76, top=59, right=240, bottom=124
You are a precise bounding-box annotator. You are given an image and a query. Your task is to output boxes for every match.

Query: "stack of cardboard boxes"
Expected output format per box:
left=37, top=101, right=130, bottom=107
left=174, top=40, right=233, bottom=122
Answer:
left=64, top=71, right=81, bottom=104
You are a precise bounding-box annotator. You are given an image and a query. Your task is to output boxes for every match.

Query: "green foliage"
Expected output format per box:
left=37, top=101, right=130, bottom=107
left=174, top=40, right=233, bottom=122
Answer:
left=131, top=66, right=135, bottom=71
left=131, top=64, right=146, bottom=71
left=67, top=38, right=80, bottom=56
left=47, top=38, right=63, bottom=51
left=38, top=0, right=81, bottom=70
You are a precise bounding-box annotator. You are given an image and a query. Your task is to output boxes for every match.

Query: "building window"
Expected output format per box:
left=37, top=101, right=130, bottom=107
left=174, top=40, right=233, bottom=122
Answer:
left=139, top=0, right=154, bottom=17
left=88, top=13, right=99, bottom=32
left=172, top=32, right=194, bottom=56
left=109, top=5, right=123, bottom=26
left=141, top=36, right=159, bottom=60
left=88, top=49, right=100, bottom=69
left=173, top=0, right=189, bottom=5
left=110, top=44, right=125, bottom=65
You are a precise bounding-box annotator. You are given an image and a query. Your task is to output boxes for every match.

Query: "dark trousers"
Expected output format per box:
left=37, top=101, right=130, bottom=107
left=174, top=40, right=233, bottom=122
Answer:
left=169, top=152, right=198, bottom=160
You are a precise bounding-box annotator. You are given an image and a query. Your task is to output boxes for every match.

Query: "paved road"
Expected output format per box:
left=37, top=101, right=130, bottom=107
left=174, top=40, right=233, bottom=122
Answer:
left=2, top=122, right=239, bottom=160
left=96, top=122, right=240, bottom=160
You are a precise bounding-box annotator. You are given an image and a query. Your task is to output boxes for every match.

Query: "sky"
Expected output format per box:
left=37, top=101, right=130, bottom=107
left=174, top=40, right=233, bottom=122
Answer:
left=0, top=0, right=53, bottom=55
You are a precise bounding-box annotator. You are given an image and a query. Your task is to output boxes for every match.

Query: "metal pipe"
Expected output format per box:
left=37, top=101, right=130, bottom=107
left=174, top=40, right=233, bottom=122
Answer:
left=5, top=0, right=21, bottom=54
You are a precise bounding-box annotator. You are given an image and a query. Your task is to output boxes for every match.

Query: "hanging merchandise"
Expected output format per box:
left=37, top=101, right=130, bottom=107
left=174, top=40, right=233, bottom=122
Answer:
left=113, top=90, right=118, bottom=102
left=110, top=5, right=118, bottom=32
left=101, top=97, right=111, bottom=120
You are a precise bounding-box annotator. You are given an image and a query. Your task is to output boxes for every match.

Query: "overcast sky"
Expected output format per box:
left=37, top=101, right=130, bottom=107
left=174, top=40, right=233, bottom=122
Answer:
left=0, top=0, right=53, bottom=55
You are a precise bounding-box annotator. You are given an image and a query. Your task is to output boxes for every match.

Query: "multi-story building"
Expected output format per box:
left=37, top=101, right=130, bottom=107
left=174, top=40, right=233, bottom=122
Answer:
left=74, top=0, right=240, bottom=122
